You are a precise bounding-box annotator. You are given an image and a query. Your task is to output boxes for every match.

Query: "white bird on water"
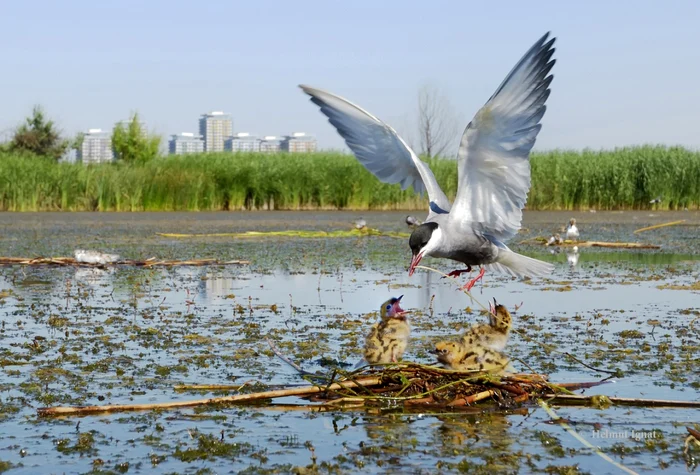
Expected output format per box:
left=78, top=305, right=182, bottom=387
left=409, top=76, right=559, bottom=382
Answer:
left=354, top=218, right=367, bottom=230
left=405, top=215, right=421, bottom=227
left=566, top=218, right=579, bottom=241
left=546, top=233, right=563, bottom=246
left=74, top=249, right=120, bottom=265
left=301, top=33, right=556, bottom=290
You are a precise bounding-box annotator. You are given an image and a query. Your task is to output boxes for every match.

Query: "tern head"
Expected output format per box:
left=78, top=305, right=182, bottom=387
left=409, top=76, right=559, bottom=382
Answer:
left=408, top=222, right=440, bottom=276
left=379, top=295, right=407, bottom=320
left=569, top=218, right=576, bottom=226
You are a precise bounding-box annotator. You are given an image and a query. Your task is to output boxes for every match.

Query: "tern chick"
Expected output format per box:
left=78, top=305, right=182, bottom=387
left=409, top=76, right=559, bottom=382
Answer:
left=363, top=296, right=410, bottom=365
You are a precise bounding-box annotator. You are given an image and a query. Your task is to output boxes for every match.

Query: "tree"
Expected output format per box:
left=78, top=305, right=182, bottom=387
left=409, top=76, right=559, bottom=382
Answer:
left=71, top=132, right=85, bottom=152
left=417, top=84, right=459, bottom=159
left=112, top=113, right=160, bottom=164
left=9, top=106, right=68, bottom=160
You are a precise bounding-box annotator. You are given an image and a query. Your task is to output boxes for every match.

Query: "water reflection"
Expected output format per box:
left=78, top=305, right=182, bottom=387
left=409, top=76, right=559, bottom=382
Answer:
left=73, top=266, right=115, bottom=286
left=566, top=246, right=580, bottom=268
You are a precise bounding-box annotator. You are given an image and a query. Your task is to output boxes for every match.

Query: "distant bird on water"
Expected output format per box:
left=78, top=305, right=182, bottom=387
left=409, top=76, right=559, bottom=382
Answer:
left=301, top=33, right=557, bottom=290
left=405, top=215, right=421, bottom=227
left=566, top=218, right=579, bottom=241
left=74, top=249, right=120, bottom=265
left=354, top=218, right=367, bottom=230
left=546, top=233, right=563, bottom=246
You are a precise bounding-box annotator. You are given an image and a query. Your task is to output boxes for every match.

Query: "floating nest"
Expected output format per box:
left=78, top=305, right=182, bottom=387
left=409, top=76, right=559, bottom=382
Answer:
left=0, top=257, right=250, bottom=267
left=302, top=363, right=591, bottom=409
left=38, top=362, right=698, bottom=416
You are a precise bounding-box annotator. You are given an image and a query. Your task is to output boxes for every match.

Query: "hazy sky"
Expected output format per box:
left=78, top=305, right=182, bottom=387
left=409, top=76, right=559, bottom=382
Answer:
left=2, top=0, right=699, bottom=152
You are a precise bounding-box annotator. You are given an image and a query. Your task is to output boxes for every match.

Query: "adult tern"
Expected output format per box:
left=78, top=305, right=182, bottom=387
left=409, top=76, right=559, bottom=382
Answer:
left=566, top=218, right=579, bottom=241
left=301, top=33, right=556, bottom=289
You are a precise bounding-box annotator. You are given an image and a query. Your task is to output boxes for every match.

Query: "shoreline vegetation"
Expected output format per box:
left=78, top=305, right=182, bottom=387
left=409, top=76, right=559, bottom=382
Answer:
left=1, top=145, right=699, bottom=212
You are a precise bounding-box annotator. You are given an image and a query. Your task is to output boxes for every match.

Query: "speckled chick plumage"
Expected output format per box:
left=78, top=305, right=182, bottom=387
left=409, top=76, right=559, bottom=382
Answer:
left=433, top=299, right=513, bottom=373
left=363, top=296, right=410, bottom=364
left=433, top=340, right=511, bottom=373
left=460, top=299, right=512, bottom=352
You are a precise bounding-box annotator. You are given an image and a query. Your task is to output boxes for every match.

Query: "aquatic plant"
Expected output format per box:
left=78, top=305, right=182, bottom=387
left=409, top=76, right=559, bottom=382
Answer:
left=0, top=145, right=698, bottom=211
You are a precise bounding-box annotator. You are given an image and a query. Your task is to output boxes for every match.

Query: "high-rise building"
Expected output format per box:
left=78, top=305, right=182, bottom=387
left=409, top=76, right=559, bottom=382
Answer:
left=259, top=136, right=282, bottom=153
left=224, top=133, right=260, bottom=152
left=169, top=133, right=205, bottom=155
left=199, top=111, right=232, bottom=152
left=281, top=132, right=317, bottom=153
left=79, top=129, right=113, bottom=164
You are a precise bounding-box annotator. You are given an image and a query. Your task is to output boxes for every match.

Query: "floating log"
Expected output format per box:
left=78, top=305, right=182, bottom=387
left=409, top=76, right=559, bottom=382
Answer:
left=38, top=376, right=383, bottom=416
left=580, top=241, right=661, bottom=249
left=0, top=257, right=249, bottom=267
left=634, top=219, right=687, bottom=234
left=526, top=238, right=661, bottom=249
left=543, top=393, right=700, bottom=408
left=157, top=229, right=409, bottom=239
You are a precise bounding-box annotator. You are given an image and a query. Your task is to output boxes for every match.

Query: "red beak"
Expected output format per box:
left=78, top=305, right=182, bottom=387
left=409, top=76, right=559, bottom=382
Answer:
left=409, top=252, right=423, bottom=276
left=392, top=295, right=406, bottom=315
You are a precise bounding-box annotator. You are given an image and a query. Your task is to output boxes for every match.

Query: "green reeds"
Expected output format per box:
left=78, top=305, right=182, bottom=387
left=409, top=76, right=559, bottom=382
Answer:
left=0, top=145, right=698, bottom=211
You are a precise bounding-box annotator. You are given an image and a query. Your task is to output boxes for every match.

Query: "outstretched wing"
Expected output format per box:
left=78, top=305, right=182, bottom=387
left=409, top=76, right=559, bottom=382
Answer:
left=450, top=33, right=555, bottom=240
left=300, top=85, right=452, bottom=217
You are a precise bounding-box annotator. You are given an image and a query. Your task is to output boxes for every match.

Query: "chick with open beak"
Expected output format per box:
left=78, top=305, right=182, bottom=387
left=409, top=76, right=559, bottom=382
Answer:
left=363, top=295, right=410, bottom=364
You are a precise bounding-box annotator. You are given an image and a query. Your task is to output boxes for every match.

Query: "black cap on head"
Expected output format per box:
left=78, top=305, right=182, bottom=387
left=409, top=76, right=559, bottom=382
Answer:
left=409, top=222, right=438, bottom=255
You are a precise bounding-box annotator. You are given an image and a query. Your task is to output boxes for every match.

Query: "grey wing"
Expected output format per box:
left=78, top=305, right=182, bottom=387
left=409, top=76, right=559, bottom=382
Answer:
left=300, top=85, right=452, bottom=218
left=450, top=33, right=555, bottom=241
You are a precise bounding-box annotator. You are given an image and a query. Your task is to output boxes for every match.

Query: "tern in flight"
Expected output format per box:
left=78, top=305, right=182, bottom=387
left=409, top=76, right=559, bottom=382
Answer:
left=301, top=33, right=556, bottom=290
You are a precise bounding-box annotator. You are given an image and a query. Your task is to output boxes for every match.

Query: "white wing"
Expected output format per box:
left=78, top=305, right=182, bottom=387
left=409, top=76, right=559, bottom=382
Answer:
left=300, top=85, right=452, bottom=217
left=451, top=33, right=555, bottom=241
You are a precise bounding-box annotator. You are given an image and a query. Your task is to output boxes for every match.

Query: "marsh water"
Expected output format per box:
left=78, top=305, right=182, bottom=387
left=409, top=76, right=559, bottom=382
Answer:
left=0, top=211, right=699, bottom=474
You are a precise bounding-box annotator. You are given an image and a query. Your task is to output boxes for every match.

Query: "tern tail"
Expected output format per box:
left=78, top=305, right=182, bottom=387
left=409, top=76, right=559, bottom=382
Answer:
left=488, top=248, right=554, bottom=278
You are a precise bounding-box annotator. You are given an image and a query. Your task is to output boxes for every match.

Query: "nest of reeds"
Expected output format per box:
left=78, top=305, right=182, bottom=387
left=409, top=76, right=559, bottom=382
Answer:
left=302, top=363, right=583, bottom=409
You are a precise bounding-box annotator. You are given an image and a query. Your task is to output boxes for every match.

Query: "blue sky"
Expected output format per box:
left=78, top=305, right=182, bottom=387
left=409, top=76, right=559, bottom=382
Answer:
left=2, top=0, right=699, bottom=152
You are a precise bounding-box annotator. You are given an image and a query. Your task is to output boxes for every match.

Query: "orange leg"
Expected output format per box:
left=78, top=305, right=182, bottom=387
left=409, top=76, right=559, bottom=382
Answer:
left=461, top=267, right=485, bottom=291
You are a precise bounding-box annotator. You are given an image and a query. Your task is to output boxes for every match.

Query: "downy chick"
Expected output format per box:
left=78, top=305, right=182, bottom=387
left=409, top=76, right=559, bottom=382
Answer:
left=433, top=340, right=511, bottom=373
left=363, top=295, right=410, bottom=364
left=546, top=233, right=563, bottom=246
left=460, top=298, right=512, bottom=352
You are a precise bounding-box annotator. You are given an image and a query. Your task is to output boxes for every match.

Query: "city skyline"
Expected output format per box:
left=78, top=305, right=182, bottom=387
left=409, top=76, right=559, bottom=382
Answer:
left=66, top=113, right=317, bottom=155
left=66, top=111, right=319, bottom=160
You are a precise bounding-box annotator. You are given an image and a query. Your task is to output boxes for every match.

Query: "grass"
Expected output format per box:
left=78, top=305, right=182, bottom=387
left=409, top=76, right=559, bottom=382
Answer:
left=0, top=145, right=698, bottom=211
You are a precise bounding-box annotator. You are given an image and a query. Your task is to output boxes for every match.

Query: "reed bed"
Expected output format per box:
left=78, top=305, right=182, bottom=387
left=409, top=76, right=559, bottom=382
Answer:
left=1, top=145, right=698, bottom=211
